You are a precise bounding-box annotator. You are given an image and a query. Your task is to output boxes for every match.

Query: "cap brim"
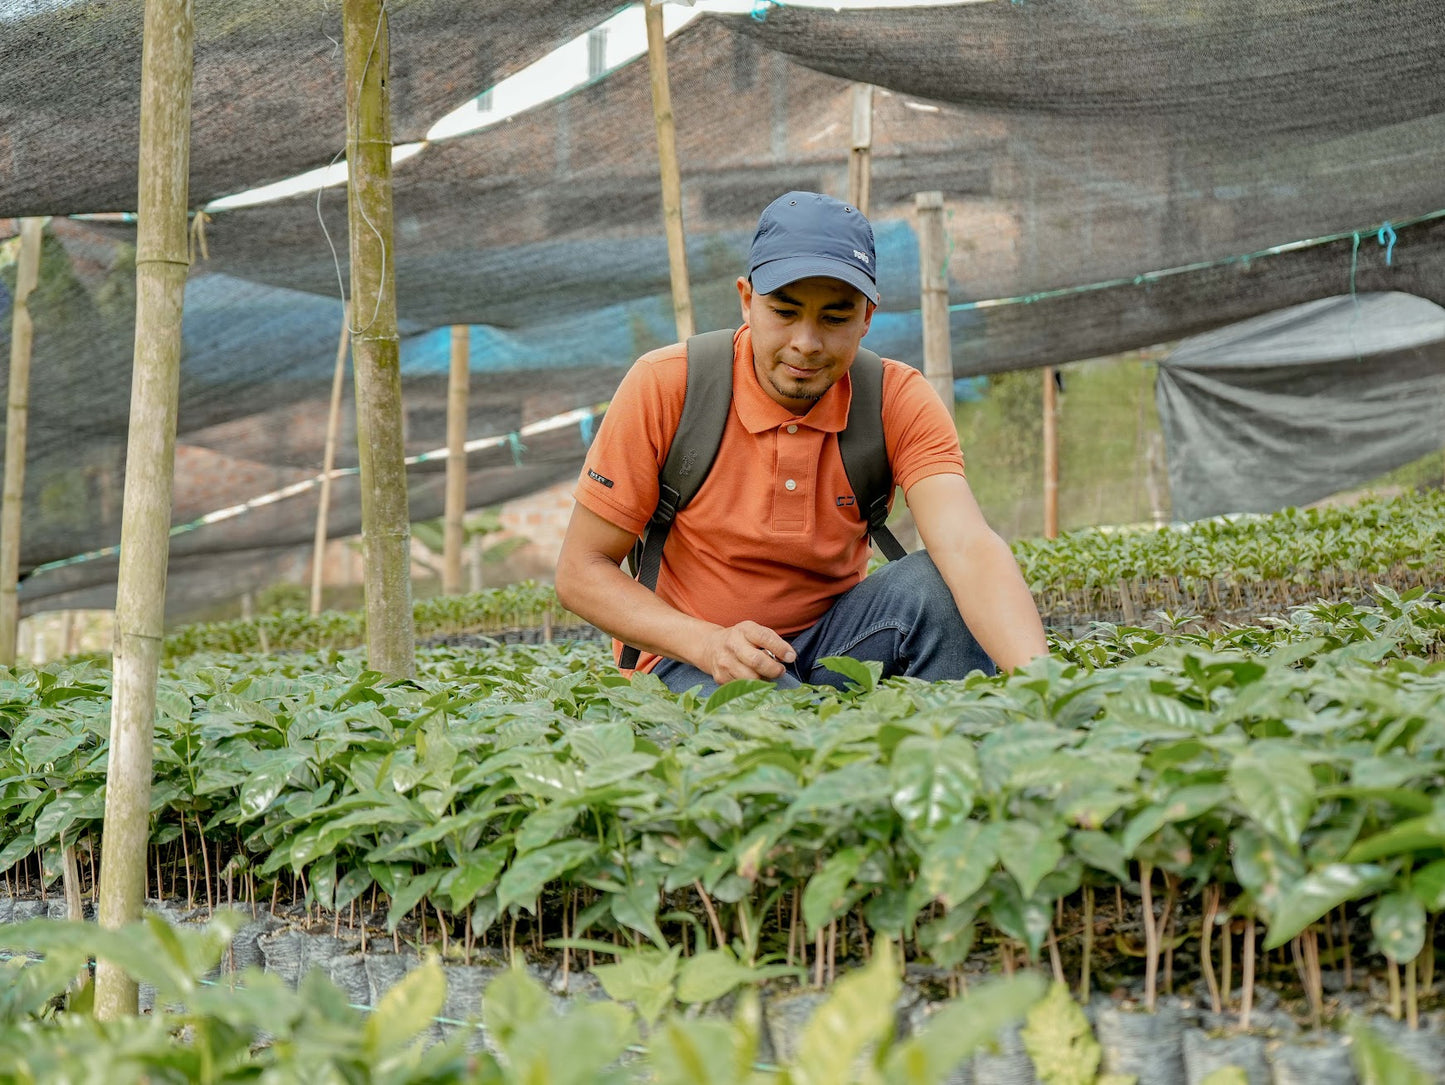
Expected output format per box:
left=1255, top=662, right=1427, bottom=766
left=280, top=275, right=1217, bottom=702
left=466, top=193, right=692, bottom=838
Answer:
left=751, top=255, right=879, bottom=304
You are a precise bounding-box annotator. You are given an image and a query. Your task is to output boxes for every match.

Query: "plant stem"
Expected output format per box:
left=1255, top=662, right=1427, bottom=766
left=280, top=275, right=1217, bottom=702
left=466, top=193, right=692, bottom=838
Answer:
left=1140, top=862, right=1160, bottom=1012
left=195, top=813, right=213, bottom=917
left=1222, top=915, right=1233, bottom=1010
left=1407, top=956, right=1419, bottom=1030
left=1047, top=923, right=1065, bottom=986
left=1388, top=956, right=1402, bottom=1021
left=695, top=881, right=727, bottom=950
left=1201, top=884, right=1221, bottom=1014
left=1340, top=905, right=1353, bottom=989
left=1241, top=914, right=1256, bottom=1030
left=1079, top=885, right=1094, bottom=1002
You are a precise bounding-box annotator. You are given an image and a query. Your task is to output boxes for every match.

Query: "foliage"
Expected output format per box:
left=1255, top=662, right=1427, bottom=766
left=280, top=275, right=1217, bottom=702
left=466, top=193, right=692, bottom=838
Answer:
left=2, top=591, right=1444, bottom=1019
left=0, top=915, right=1044, bottom=1085
left=161, top=581, right=572, bottom=658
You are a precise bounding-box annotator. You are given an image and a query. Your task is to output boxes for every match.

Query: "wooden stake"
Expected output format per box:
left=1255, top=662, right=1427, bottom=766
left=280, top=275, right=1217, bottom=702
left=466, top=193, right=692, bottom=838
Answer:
left=644, top=0, right=694, bottom=341
left=1043, top=367, right=1059, bottom=538
left=915, top=192, right=954, bottom=411
left=309, top=303, right=350, bottom=615
left=344, top=0, right=416, bottom=678
left=442, top=326, right=469, bottom=595
left=848, top=84, right=873, bottom=216
left=0, top=217, right=43, bottom=667
left=95, top=0, right=194, bottom=1022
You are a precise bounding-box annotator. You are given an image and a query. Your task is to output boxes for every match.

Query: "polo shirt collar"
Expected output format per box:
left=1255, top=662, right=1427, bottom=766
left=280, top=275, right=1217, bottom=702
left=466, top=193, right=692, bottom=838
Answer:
left=731, top=324, right=853, bottom=434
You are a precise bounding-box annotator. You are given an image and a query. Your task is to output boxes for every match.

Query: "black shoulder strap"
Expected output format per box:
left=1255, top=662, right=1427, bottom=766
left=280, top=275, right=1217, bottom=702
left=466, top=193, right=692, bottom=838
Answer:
left=620, top=328, right=736, bottom=669
left=839, top=349, right=907, bottom=560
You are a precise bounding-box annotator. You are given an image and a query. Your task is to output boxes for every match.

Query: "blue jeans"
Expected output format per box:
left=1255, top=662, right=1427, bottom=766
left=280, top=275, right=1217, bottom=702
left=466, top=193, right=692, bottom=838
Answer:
left=651, top=551, right=996, bottom=695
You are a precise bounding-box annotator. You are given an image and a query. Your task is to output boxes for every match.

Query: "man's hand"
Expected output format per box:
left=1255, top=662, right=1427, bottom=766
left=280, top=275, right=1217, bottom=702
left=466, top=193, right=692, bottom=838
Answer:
left=700, top=621, right=796, bottom=684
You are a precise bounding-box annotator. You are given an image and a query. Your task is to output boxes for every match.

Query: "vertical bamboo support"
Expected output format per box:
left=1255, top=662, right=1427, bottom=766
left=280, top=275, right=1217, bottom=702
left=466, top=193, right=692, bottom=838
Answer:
left=848, top=84, right=873, bottom=215
left=1043, top=367, right=1059, bottom=538
left=645, top=0, right=694, bottom=340
left=344, top=0, right=415, bottom=677
left=442, top=325, right=469, bottom=595
left=309, top=304, right=350, bottom=615
left=95, top=0, right=194, bottom=1021
left=915, top=192, right=954, bottom=412
left=0, top=217, right=43, bottom=666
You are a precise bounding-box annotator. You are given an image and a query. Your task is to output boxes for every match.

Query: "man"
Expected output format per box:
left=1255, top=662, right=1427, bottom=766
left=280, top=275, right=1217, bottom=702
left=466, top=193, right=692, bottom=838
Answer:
left=556, top=191, right=1047, bottom=693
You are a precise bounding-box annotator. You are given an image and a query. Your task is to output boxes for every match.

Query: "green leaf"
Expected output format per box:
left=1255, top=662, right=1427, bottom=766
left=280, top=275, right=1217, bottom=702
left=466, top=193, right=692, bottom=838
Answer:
left=816, top=655, right=880, bottom=694
left=515, top=803, right=580, bottom=855
left=592, top=947, right=680, bottom=1026
left=1229, top=746, right=1315, bottom=847
left=1262, top=863, right=1391, bottom=949
left=1199, top=1070, right=1249, bottom=1085
left=786, top=762, right=891, bottom=823
left=922, top=821, right=998, bottom=909
left=496, top=839, right=597, bottom=915
left=1070, top=830, right=1129, bottom=882
left=793, top=940, right=900, bottom=1085
left=997, top=821, right=1065, bottom=900
left=386, top=869, right=444, bottom=931
left=890, top=735, right=979, bottom=838
left=803, top=846, right=870, bottom=936
left=1345, top=810, right=1445, bottom=863
left=238, top=751, right=306, bottom=821
left=482, top=963, right=554, bottom=1056
left=1372, top=891, right=1426, bottom=963
left=884, top=974, right=1047, bottom=1085
left=1020, top=982, right=1104, bottom=1085
left=437, top=844, right=508, bottom=912
left=1409, top=858, right=1445, bottom=911
left=1349, top=1018, right=1434, bottom=1085
left=703, top=680, right=774, bottom=714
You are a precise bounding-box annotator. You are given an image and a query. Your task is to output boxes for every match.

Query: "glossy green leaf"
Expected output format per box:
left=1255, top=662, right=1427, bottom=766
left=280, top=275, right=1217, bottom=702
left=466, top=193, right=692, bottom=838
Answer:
left=921, top=821, right=999, bottom=908
left=997, top=820, right=1065, bottom=900
left=803, top=845, right=870, bottom=936
left=816, top=655, right=880, bottom=694
left=890, top=735, right=979, bottom=838
left=793, top=940, right=900, bottom=1085
left=1229, top=746, right=1315, bottom=847
left=1372, top=891, right=1426, bottom=963
left=496, top=839, right=597, bottom=914
left=1262, top=863, right=1391, bottom=949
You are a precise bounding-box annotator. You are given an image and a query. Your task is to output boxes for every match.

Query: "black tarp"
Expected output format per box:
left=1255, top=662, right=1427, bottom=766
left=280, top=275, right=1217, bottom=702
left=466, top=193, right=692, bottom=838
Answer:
left=1156, top=292, right=1445, bottom=521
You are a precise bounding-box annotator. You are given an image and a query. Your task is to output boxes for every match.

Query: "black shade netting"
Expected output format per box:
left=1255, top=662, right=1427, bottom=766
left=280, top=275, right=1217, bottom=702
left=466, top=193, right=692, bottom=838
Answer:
left=0, top=0, right=626, bottom=217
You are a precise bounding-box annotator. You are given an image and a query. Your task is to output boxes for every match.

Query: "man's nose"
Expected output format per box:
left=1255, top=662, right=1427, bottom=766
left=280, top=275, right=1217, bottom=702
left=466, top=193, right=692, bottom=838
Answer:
left=790, top=319, right=823, bottom=355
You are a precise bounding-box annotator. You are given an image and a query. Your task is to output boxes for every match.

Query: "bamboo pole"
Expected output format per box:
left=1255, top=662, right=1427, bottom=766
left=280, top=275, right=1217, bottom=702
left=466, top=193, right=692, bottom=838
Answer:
left=344, top=0, right=415, bottom=677
left=442, top=325, right=469, bottom=595
left=915, top=192, right=954, bottom=412
left=95, top=0, right=194, bottom=1021
left=0, top=217, right=43, bottom=666
left=309, top=304, right=350, bottom=615
left=1043, top=367, right=1059, bottom=538
left=848, top=84, right=874, bottom=215
left=645, top=0, right=694, bottom=340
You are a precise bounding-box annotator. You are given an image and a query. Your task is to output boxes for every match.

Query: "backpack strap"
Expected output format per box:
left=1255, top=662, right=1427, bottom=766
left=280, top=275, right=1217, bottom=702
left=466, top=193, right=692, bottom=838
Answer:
left=619, top=328, right=737, bottom=669
left=839, top=348, right=907, bottom=561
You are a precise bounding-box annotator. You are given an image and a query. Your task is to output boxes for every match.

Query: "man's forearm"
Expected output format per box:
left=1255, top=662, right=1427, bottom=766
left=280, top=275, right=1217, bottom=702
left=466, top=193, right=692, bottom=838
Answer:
left=556, top=553, right=720, bottom=668
left=936, top=532, right=1048, bottom=672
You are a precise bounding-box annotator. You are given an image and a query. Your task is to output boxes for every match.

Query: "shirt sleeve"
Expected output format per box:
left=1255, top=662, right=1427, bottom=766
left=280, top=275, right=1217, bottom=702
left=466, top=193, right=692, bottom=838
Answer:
left=572, top=346, right=688, bottom=537
left=881, top=360, right=967, bottom=493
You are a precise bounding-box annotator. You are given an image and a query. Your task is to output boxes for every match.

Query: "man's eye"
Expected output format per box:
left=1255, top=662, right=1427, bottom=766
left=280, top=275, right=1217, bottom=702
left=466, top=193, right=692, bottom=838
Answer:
left=824, top=316, right=848, bottom=326
left=772, top=308, right=797, bottom=318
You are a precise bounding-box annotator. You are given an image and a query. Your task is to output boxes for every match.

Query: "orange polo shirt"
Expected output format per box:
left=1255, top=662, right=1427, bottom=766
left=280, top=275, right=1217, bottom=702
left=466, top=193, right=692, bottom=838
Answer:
left=573, top=325, right=965, bottom=673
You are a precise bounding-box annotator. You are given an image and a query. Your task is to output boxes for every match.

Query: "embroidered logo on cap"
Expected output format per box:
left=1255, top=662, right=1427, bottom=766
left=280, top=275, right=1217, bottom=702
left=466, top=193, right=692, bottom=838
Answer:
left=853, top=249, right=871, bottom=265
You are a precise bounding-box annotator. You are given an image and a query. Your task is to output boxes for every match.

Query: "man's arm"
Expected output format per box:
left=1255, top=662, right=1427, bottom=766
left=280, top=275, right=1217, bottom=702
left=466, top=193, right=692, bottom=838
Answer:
left=905, top=473, right=1049, bottom=672
left=555, top=502, right=796, bottom=683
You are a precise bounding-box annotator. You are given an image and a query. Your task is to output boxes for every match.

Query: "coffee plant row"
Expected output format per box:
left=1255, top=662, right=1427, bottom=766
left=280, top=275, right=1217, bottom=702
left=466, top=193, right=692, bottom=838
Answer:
left=4, top=589, right=1444, bottom=1027
left=154, top=489, right=1445, bottom=663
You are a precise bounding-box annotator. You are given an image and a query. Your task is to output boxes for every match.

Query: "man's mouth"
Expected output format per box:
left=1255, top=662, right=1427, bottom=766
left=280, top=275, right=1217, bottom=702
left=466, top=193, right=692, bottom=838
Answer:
left=782, top=363, right=820, bottom=379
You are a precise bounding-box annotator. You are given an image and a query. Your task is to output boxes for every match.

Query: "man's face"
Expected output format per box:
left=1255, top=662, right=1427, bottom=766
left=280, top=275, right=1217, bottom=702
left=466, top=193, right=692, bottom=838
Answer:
left=737, top=275, right=875, bottom=414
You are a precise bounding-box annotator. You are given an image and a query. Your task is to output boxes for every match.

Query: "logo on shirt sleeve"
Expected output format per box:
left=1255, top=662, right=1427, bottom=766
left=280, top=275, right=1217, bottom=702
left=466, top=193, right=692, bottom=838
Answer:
left=588, top=468, right=615, bottom=489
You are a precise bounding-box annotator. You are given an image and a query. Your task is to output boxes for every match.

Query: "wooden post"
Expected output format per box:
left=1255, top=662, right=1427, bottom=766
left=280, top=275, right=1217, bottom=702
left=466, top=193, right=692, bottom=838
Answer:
left=0, top=217, right=43, bottom=667
left=915, top=192, right=954, bottom=412
left=344, top=0, right=416, bottom=678
left=442, top=326, right=469, bottom=595
left=1043, top=367, right=1060, bottom=538
left=645, top=0, right=694, bottom=340
left=309, top=304, right=350, bottom=615
left=95, top=0, right=194, bottom=1021
left=848, top=84, right=874, bottom=215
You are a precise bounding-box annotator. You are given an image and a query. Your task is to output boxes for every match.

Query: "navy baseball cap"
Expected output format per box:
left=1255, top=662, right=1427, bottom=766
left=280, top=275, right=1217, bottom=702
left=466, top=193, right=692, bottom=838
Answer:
left=748, top=191, right=879, bottom=304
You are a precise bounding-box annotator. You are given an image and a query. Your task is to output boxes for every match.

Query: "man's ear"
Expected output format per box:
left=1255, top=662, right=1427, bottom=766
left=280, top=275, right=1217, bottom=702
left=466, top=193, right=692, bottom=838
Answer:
left=736, top=276, right=754, bottom=324
left=861, top=299, right=876, bottom=336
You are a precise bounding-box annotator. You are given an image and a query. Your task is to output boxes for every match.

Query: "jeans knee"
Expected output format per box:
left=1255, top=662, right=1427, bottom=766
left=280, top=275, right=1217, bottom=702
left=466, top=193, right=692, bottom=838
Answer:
left=881, top=552, right=959, bottom=621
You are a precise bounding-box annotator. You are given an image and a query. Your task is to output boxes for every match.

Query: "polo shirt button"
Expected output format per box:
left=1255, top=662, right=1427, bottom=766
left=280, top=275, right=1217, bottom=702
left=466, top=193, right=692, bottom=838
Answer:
left=786, top=424, right=798, bottom=434
left=784, top=479, right=797, bottom=491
